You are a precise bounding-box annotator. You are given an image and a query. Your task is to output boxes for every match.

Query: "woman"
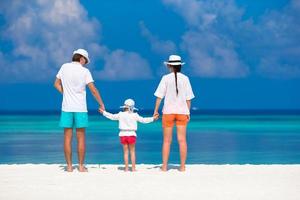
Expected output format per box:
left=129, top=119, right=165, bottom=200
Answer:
left=153, top=55, right=195, bottom=171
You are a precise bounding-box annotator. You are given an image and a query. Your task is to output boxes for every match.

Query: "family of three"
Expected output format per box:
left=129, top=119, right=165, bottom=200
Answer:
left=54, top=49, right=195, bottom=172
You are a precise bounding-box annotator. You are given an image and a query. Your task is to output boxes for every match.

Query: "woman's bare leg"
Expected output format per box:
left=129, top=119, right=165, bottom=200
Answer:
left=177, top=126, right=187, bottom=171
left=162, top=127, right=173, bottom=171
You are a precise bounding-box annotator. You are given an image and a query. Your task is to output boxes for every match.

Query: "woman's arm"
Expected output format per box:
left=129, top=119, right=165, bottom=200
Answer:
left=186, top=100, right=191, bottom=121
left=186, top=100, right=191, bottom=110
left=54, top=78, right=63, bottom=94
left=153, top=97, right=162, bottom=118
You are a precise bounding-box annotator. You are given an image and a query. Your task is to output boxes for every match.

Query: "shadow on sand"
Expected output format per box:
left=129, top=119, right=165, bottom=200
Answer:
left=147, top=164, right=181, bottom=171
left=59, top=164, right=108, bottom=172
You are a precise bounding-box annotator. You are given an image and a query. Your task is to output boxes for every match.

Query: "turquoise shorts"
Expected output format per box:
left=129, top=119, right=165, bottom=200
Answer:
left=59, top=111, right=88, bottom=128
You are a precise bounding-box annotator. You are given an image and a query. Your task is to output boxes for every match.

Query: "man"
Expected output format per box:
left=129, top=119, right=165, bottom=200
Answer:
left=54, top=48, right=105, bottom=172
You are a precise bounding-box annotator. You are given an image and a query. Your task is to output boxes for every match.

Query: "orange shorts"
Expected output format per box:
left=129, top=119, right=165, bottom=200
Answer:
left=162, top=114, right=189, bottom=128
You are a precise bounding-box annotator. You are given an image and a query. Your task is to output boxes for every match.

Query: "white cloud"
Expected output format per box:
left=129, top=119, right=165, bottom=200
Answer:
left=258, top=58, right=300, bottom=79
left=0, top=0, right=152, bottom=82
left=292, top=0, right=300, bottom=9
left=95, top=49, right=152, bottom=80
left=182, top=31, right=248, bottom=77
left=162, top=0, right=202, bottom=27
left=139, top=21, right=177, bottom=55
left=162, top=0, right=249, bottom=78
left=162, top=0, right=300, bottom=78
left=162, top=0, right=243, bottom=29
left=0, top=0, right=101, bottom=82
left=255, top=3, right=300, bottom=78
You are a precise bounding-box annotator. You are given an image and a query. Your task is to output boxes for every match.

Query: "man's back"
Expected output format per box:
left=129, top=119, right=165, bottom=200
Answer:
left=56, top=62, right=94, bottom=112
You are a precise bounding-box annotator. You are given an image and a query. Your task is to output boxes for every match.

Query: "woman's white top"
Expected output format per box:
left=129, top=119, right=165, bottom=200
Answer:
left=102, top=111, right=154, bottom=136
left=154, top=72, right=195, bottom=114
left=56, top=62, right=94, bottom=112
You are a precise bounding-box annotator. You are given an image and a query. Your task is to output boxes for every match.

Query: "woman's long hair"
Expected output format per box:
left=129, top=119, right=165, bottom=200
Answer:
left=171, top=65, right=182, bottom=96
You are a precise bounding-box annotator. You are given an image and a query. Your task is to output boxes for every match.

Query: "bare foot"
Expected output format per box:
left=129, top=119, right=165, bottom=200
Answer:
left=131, top=167, right=137, bottom=172
left=78, top=165, right=88, bottom=172
left=179, top=166, right=186, bottom=172
left=124, top=167, right=129, bottom=172
left=66, top=165, right=73, bottom=172
left=161, top=165, right=167, bottom=172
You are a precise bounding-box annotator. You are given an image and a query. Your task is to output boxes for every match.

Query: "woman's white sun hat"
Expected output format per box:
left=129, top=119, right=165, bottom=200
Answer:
left=164, top=54, right=185, bottom=66
left=73, top=48, right=90, bottom=64
left=120, top=99, right=138, bottom=111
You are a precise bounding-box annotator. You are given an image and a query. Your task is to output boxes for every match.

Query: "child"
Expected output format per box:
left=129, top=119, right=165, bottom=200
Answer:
left=100, top=99, right=158, bottom=171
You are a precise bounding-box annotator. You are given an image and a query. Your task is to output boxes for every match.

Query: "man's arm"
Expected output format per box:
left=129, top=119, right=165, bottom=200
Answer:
left=87, top=82, right=105, bottom=111
left=54, top=78, right=63, bottom=94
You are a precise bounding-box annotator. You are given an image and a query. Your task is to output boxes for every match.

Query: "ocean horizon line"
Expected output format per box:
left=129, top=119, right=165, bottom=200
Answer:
left=1, top=163, right=300, bottom=166
left=1, top=109, right=300, bottom=115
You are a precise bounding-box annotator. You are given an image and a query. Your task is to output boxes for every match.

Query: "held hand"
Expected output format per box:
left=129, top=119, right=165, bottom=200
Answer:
left=100, top=104, right=105, bottom=112
left=153, top=114, right=159, bottom=120
left=98, top=105, right=105, bottom=114
left=98, top=108, right=104, bottom=114
left=153, top=111, right=160, bottom=120
left=187, top=114, right=190, bottom=122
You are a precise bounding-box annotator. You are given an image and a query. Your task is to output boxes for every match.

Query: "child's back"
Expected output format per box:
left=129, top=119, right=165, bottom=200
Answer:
left=103, top=110, right=153, bottom=136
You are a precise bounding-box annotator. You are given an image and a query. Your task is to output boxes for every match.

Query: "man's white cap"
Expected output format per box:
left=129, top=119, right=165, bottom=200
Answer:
left=120, top=99, right=138, bottom=111
left=164, top=54, right=185, bottom=66
left=73, top=48, right=90, bottom=64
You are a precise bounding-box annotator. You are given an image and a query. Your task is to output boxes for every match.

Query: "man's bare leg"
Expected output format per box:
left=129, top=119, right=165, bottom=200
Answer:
left=64, top=128, right=73, bottom=172
left=76, top=128, right=87, bottom=172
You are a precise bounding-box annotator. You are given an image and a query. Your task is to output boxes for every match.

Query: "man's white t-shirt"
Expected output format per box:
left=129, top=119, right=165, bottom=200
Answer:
left=154, top=72, right=195, bottom=114
left=56, top=62, right=94, bottom=112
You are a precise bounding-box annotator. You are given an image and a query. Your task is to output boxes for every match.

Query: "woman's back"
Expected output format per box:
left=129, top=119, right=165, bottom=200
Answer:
left=155, top=72, right=194, bottom=114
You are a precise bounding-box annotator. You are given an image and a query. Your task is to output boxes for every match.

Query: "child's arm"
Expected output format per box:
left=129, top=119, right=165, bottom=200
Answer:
left=102, top=111, right=120, bottom=121
left=135, top=114, right=154, bottom=124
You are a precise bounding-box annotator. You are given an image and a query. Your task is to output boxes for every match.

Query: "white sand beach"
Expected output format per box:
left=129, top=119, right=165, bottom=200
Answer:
left=0, top=164, right=299, bottom=200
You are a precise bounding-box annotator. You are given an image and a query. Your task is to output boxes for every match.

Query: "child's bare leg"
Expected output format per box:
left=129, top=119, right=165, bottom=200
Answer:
left=129, top=144, right=136, bottom=171
left=123, top=144, right=129, bottom=171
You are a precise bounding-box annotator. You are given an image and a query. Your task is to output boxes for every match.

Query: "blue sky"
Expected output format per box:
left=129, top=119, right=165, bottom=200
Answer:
left=0, top=0, right=300, bottom=111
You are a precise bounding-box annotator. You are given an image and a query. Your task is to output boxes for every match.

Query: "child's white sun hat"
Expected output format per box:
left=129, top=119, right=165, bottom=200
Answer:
left=120, top=99, right=138, bottom=111
left=164, top=55, right=185, bottom=66
left=73, top=48, right=90, bottom=64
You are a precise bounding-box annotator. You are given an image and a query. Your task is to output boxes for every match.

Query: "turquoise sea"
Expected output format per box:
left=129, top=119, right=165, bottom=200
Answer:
left=0, top=111, right=300, bottom=164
